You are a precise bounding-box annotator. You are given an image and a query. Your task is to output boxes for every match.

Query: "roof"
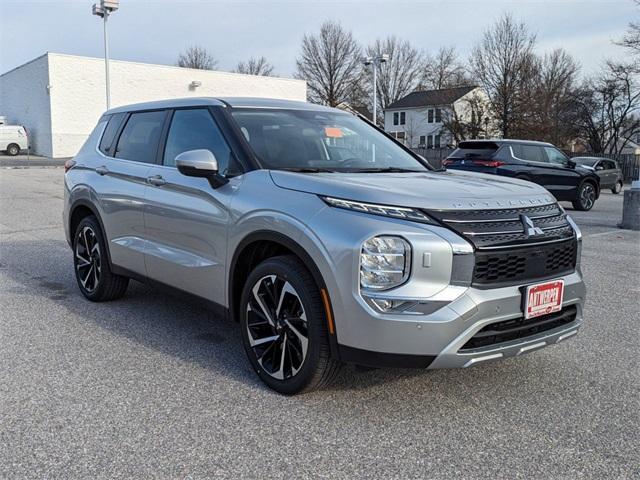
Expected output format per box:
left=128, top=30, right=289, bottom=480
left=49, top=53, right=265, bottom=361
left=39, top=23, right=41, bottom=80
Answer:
left=386, top=86, right=478, bottom=110
left=460, top=139, right=554, bottom=147
left=106, top=97, right=339, bottom=115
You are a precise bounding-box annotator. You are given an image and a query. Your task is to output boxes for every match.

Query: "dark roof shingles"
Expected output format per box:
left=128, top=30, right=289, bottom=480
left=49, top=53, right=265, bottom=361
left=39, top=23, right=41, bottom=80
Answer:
left=386, top=86, right=477, bottom=110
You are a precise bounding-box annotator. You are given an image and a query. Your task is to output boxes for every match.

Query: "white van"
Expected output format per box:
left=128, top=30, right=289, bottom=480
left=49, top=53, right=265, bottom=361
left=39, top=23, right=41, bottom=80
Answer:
left=0, top=125, right=29, bottom=156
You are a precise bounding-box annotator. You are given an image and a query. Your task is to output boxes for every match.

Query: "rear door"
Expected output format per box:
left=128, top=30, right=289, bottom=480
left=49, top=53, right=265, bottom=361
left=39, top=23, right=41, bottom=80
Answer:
left=96, top=110, right=167, bottom=275
left=143, top=107, right=243, bottom=304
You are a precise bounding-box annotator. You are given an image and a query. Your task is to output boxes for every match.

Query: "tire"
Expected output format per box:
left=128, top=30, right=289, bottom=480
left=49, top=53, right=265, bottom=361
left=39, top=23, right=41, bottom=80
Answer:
left=6, top=144, right=20, bottom=156
left=73, top=215, right=129, bottom=301
left=572, top=181, right=597, bottom=211
left=612, top=181, right=623, bottom=194
left=239, top=255, right=341, bottom=394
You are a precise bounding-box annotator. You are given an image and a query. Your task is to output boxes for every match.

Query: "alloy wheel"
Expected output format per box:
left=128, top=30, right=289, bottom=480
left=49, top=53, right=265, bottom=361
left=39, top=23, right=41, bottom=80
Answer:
left=75, top=226, right=101, bottom=293
left=580, top=184, right=595, bottom=210
left=246, top=275, right=309, bottom=380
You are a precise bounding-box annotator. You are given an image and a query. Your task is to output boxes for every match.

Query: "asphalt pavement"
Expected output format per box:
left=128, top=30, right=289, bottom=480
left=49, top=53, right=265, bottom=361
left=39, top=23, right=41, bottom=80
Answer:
left=1, top=168, right=639, bottom=479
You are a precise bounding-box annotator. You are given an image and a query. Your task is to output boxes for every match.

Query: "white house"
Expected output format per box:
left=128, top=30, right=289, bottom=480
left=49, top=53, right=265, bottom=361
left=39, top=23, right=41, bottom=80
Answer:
left=0, top=53, right=307, bottom=157
left=384, top=86, right=493, bottom=148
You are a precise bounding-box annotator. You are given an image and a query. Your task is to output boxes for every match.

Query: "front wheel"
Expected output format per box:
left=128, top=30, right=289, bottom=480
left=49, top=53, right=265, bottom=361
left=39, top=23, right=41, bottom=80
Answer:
left=612, top=181, right=623, bottom=194
left=239, top=255, right=341, bottom=394
left=6, top=144, right=20, bottom=156
left=572, top=182, right=597, bottom=211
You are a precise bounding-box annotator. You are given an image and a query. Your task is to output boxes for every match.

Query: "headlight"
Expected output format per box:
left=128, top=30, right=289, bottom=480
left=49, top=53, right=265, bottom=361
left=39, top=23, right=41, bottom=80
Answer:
left=322, top=196, right=435, bottom=224
left=360, top=236, right=411, bottom=290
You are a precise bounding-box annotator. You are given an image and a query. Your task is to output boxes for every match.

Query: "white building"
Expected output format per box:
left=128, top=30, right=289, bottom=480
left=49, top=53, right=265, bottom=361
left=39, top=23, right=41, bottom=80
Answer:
left=0, top=53, right=307, bottom=157
left=384, top=86, right=493, bottom=148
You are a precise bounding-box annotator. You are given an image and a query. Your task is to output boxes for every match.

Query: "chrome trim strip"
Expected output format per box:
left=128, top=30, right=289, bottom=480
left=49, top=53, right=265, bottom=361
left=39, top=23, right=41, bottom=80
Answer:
left=443, top=212, right=561, bottom=224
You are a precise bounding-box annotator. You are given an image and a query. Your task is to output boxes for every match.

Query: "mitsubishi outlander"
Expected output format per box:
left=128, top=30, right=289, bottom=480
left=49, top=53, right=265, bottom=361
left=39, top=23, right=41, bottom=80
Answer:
left=63, top=98, right=586, bottom=394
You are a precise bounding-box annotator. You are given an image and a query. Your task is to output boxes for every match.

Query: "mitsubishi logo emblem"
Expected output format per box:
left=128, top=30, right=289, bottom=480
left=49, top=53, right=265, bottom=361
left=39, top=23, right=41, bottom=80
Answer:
left=520, top=214, right=544, bottom=237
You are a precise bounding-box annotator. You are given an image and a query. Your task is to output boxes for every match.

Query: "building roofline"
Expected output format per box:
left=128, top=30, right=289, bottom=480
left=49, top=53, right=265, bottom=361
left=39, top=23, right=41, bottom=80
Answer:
left=0, top=52, right=49, bottom=78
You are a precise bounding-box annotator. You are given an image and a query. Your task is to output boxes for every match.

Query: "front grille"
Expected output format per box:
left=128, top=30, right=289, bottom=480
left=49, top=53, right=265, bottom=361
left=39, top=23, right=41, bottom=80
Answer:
left=425, top=203, right=578, bottom=287
left=426, top=203, right=574, bottom=250
left=460, top=306, right=577, bottom=351
left=473, top=240, right=576, bottom=287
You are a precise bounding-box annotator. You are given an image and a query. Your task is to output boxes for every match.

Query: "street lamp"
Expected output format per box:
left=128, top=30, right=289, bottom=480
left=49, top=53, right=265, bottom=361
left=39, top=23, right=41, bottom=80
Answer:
left=363, top=53, right=389, bottom=125
left=92, top=0, right=119, bottom=109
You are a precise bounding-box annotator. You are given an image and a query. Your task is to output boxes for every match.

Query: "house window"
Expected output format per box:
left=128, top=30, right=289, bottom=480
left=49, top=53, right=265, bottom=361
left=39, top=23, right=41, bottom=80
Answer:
left=434, top=135, right=441, bottom=148
left=435, top=108, right=442, bottom=123
left=419, top=135, right=426, bottom=147
left=427, top=109, right=434, bottom=123
left=427, top=136, right=433, bottom=148
left=400, top=112, right=406, bottom=125
left=393, top=112, right=399, bottom=126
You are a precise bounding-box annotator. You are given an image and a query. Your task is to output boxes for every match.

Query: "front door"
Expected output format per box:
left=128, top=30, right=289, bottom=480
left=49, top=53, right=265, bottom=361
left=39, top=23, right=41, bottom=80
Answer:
left=143, top=107, right=242, bottom=304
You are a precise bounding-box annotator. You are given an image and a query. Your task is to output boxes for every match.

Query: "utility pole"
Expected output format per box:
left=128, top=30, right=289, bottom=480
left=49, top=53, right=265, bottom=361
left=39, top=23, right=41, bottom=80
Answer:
left=363, top=54, right=389, bottom=126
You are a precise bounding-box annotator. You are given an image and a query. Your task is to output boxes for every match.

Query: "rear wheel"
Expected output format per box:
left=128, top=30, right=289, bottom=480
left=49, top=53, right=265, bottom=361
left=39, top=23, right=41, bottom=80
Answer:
left=612, top=181, right=623, bottom=194
left=6, top=143, right=20, bottom=156
left=239, top=255, right=340, bottom=394
left=572, top=182, right=597, bottom=211
left=73, top=215, right=129, bottom=301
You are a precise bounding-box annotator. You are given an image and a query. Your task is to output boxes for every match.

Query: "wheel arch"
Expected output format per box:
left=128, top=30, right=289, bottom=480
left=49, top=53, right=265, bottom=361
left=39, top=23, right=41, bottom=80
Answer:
left=68, top=199, right=114, bottom=267
left=228, top=230, right=339, bottom=357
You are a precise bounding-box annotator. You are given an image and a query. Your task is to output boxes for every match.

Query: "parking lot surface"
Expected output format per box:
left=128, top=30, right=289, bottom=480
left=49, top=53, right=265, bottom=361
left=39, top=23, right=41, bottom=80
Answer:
left=1, top=168, right=639, bottom=479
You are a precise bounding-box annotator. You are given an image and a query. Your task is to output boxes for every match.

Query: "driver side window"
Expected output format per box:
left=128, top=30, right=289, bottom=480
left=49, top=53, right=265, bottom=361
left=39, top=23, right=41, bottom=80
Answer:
left=544, top=147, right=568, bottom=165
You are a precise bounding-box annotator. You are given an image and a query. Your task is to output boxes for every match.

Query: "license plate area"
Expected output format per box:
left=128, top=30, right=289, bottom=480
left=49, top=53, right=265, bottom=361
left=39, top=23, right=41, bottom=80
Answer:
left=524, top=280, right=564, bottom=319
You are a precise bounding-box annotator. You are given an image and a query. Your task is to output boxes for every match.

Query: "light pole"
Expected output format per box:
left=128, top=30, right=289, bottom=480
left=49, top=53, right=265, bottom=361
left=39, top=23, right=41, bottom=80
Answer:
left=363, top=54, right=389, bottom=125
left=92, top=0, right=119, bottom=109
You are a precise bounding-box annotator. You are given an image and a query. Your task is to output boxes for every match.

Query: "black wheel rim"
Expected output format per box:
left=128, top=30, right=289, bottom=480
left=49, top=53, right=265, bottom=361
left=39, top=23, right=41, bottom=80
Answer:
left=581, top=184, right=595, bottom=209
left=246, top=275, right=309, bottom=380
left=75, top=226, right=101, bottom=293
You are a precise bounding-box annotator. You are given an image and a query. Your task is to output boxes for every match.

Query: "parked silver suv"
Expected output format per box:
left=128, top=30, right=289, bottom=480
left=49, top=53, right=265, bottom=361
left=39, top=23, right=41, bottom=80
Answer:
left=64, top=97, right=586, bottom=394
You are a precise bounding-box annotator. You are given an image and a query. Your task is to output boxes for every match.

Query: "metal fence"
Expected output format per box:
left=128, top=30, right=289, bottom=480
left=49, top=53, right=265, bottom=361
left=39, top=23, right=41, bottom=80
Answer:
left=410, top=147, right=640, bottom=182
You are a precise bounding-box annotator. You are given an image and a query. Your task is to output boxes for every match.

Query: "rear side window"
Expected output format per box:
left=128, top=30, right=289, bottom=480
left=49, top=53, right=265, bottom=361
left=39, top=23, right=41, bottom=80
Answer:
left=114, top=110, right=166, bottom=163
left=163, top=108, right=237, bottom=175
left=513, top=144, right=546, bottom=163
left=543, top=146, right=568, bottom=165
left=450, top=141, right=499, bottom=159
left=98, top=113, right=126, bottom=156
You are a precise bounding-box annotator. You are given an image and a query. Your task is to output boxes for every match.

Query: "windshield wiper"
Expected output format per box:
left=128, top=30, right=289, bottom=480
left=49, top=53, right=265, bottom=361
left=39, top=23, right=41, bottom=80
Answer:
left=344, top=167, right=426, bottom=173
left=276, top=167, right=336, bottom=173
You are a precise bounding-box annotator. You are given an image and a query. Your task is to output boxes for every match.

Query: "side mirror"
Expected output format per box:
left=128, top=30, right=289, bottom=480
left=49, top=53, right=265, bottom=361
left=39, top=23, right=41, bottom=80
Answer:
left=175, top=149, right=228, bottom=188
left=566, top=159, right=576, bottom=169
left=595, top=164, right=605, bottom=171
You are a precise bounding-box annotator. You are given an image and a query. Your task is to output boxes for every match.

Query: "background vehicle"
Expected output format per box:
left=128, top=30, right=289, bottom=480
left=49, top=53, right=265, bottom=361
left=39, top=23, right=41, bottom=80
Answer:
left=443, top=139, right=601, bottom=211
left=573, top=156, right=624, bottom=194
left=64, top=98, right=585, bottom=394
left=0, top=124, right=28, bottom=156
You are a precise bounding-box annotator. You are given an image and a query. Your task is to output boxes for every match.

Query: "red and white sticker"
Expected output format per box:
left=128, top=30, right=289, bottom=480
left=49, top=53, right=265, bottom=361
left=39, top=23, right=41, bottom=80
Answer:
left=525, top=280, right=564, bottom=319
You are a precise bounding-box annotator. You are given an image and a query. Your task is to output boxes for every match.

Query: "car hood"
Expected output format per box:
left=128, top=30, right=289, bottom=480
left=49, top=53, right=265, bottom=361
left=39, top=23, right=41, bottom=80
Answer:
left=270, top=169, right=556, bottom=210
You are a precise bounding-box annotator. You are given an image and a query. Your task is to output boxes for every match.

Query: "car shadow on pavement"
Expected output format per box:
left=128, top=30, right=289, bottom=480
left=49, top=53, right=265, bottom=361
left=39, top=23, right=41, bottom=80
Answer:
left=2, top=238, right=433, bottom=393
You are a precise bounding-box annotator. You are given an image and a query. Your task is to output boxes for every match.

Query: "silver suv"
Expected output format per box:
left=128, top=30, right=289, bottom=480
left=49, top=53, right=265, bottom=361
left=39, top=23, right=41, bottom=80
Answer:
left=64, top=97, right=586, bottom=394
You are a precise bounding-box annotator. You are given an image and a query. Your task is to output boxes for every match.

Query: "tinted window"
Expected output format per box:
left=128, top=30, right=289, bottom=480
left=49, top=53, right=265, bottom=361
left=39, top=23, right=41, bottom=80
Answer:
left=450, top=141, right=499, bottom=159
left=163, top=109, right=236, bottom=175
left=99, top=112, right=126, bottom=156
left=400, top=112, right=406, bottom=125
left=544, top=146, right=568, bottom=165
left=604, top=160, right=617, bottom=170
left=514, top=144, right=546, bottom=163
left=114, top=111, right=166, bottom=163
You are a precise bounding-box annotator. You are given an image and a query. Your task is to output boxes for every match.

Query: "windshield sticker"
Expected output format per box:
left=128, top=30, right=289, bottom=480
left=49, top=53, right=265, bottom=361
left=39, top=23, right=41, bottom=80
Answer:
left=324, top=127, right=343, bottom=138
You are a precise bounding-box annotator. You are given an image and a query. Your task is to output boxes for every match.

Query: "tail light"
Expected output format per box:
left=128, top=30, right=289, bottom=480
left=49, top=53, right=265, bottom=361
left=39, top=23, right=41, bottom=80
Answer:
left=471, top=159, right=505, bottom=167
left=64, top=159, right=76, bottom=173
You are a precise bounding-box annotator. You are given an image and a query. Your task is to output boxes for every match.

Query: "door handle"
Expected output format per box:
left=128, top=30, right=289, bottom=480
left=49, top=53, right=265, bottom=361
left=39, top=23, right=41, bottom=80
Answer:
left=95, top=165, right=109, bottom=176
left=147, top=174, right=166, bottom=186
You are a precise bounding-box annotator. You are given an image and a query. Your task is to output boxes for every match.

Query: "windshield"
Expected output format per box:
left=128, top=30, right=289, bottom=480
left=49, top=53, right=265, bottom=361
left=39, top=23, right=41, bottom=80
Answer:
left=229, top=108, right=430, bottom=172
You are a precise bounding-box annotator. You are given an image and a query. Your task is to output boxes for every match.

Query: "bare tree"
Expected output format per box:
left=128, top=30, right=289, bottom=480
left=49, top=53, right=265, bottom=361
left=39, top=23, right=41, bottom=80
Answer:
left=422, top=46, right=468, bottom=90
left=365, top=36, right=425, bottom=119
left=470, top=13, right=537, bottom=138
left=295, top=21, right=363, bottom=106
left=176, top=45, right=217, bottom=70
left=575, top=61, right=640, bottom=154
left=615, top=0, right=640, bottom=58
left=442, top=93, right=493, bottom=142
left=235, top=56, right=275, bottom=76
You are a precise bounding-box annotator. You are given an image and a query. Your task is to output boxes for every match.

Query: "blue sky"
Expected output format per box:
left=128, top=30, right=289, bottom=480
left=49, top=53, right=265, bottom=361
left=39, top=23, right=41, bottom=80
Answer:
left=0, top=0, right=634, bottom=78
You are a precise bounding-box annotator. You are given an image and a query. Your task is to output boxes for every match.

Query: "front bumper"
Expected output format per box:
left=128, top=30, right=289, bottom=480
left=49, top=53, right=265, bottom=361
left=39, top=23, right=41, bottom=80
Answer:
left=336, top=270, right=585, bottom=369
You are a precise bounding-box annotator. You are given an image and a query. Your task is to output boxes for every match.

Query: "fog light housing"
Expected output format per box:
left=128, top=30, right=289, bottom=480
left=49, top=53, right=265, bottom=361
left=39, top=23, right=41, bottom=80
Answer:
left=360, top=236, right=411, bottom=290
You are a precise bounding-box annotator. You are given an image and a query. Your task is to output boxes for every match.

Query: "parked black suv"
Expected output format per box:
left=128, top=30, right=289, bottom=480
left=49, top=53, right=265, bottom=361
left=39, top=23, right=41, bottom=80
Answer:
left=443, top=140, right=600, bottom=211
